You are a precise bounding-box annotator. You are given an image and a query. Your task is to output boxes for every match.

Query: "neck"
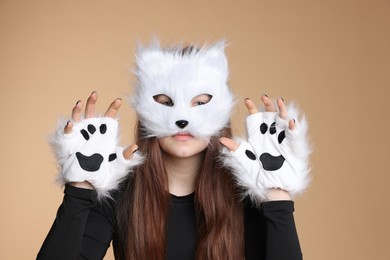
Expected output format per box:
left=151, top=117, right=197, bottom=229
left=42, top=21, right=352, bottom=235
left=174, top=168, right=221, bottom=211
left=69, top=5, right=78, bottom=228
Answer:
left=163, top=151, right=204, bottom=196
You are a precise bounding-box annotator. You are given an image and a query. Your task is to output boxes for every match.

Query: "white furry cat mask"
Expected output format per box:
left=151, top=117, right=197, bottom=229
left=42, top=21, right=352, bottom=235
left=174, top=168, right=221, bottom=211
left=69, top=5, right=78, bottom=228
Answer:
left=131, top=40, right=235, bottom=138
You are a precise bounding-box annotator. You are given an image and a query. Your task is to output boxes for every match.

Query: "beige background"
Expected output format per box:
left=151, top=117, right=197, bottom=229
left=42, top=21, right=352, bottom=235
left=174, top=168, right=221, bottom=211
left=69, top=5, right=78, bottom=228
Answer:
left=1, top=0, right=389, bottom=259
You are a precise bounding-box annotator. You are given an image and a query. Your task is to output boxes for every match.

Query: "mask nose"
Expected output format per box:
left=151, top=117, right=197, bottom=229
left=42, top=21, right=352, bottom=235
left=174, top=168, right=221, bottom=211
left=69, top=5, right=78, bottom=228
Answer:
left=175, top=120, right=189, bottom=129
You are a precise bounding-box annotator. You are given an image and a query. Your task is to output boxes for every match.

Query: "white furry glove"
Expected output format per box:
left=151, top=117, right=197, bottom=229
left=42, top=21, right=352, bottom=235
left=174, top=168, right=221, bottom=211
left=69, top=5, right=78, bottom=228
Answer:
left=224, top=104, right=311, bottom=204
left=51, top=117, right=143, bottom=198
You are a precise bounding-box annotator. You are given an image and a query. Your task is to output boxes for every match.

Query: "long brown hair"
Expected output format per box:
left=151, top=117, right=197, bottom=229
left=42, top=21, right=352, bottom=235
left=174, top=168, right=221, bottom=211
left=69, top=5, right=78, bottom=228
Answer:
left=114, top=123, right=244, bottom=259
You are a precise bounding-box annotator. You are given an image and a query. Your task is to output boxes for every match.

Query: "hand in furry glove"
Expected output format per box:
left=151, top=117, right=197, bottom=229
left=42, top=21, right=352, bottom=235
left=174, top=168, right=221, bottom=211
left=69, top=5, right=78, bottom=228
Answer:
left=220, top=95, right=311, bottom=205
left=51, top=92, right=143, bottom=199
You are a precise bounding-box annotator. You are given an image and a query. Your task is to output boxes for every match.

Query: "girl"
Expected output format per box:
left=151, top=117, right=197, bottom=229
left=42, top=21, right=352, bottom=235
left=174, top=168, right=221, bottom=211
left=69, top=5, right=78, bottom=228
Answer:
left=38, top=40, right=310, bottom=260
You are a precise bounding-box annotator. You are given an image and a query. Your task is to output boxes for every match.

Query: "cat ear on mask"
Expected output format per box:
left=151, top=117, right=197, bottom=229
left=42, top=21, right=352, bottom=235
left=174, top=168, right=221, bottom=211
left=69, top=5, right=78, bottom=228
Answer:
left=200, top=40, right=228, bottom=74
left=134, top=39, right=165, bottom=76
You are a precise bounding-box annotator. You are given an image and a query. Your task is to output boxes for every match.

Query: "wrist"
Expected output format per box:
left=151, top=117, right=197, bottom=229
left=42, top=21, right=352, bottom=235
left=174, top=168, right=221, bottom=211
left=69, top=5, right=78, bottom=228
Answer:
left=70, top=181, right=94, bottom=190
left=266, top=188, right=291, bottom=201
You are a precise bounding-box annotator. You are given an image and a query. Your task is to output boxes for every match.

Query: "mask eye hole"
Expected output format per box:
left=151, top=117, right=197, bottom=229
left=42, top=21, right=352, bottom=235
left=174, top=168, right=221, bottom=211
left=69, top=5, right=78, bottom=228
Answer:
left=192, top=94, right=212, bottom=106
left=153, top=94, right=174, bottom=107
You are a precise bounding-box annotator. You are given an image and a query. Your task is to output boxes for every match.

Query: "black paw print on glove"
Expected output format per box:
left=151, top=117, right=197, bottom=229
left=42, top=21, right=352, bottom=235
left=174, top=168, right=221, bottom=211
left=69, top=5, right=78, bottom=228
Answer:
left=245, top=122, right=286, bottom=171
left=76, top=123, right=117, bottom=172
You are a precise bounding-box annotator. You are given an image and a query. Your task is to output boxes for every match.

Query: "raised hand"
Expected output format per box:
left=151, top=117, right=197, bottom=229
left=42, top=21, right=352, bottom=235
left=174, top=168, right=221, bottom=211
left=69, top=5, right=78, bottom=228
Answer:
left=51, top=92, right=143, bottom=199
left=220, top=95, right=311, bottom=205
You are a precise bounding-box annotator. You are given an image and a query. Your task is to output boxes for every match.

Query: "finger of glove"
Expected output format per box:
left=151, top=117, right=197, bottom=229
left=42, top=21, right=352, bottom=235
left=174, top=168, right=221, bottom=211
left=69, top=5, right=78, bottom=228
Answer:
left=284, top=103, right=302, bottom=133
left=276, top=102, right=296, bottom=131
left=280, top=103, right=304, bottom=141
left=219, top=137, right=239, bottom=152
left=116, top=147, right=144, bottom=168
left=275, top=103, right=297, bottom=142
left=105, top=98, right=122, bottom=118
left=261, top=95, right=276, bottom=112
left=289, top=119, right=295, bottom=130
left=275, top=114, right=289, bottom=130
left=284, top=119, right=298, bottom=140
left=53, top=118, right=80, bottom=160
left=85, top=91, right=98, bottom=118
left=72, top=100, right=83, bottom=122
left=285, top=117, right=311, bottom=159
left=123, top=144, right=139, bottom=160
left=64, top=121, right=73, bottom=134
left=244, top=98, right=258, bottom=114
left=276, top=97, right=287, bottom=119
left=60, top=101, right=80, bottom=145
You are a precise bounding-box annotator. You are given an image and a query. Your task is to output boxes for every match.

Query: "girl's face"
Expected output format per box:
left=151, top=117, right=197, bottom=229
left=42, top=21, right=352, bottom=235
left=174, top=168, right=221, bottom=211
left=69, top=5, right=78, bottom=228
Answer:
left=156, top=93, right=211, bottom=159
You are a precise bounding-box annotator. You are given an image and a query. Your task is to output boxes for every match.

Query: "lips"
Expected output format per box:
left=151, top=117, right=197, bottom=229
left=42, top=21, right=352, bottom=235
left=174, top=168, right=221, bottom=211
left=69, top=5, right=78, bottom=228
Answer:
left=173, top=132, right=193, bottom=141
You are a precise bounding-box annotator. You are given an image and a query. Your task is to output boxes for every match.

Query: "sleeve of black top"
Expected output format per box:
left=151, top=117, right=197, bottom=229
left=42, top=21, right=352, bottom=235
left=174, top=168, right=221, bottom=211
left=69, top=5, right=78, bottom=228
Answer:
left=261, top=200, right=303, bottom=260
left=37, top=184, right=115, bottom=260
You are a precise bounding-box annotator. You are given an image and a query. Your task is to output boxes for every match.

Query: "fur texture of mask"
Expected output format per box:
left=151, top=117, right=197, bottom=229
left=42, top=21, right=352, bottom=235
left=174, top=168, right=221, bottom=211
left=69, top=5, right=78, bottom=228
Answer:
left=130, top=39, right=235, bottom=139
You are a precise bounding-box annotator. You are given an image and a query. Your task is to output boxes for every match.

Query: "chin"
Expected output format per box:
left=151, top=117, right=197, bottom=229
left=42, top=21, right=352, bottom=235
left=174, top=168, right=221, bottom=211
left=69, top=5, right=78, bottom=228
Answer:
left=174, top=146, right=207, bottom=158
left=158, top=136, right=209, bottom=159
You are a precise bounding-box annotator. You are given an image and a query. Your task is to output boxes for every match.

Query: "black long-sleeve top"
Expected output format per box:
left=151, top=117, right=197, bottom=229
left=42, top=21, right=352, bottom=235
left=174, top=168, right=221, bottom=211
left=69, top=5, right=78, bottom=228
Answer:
left=37, top=184, right=302, bottom=260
